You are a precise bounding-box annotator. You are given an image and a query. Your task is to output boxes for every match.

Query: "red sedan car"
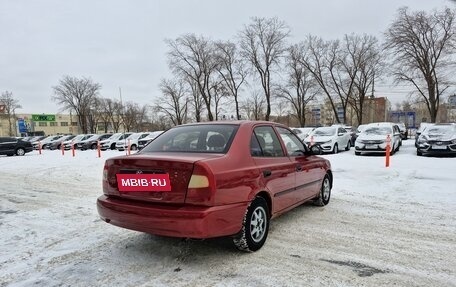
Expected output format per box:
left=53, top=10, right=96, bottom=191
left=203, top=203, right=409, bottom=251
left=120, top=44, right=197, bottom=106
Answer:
left=97, top=121, right=333, bottom=251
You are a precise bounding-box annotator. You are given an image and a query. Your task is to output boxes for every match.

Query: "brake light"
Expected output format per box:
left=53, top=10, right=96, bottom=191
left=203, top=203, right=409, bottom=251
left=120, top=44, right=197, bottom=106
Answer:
left=185, top=163, right=215, bottom=206
left=188, top=175, right=209, bottom=188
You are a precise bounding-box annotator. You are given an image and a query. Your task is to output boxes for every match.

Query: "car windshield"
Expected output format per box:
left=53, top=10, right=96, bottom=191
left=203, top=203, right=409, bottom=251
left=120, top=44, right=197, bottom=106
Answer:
left=364, top=126, right=393, bottom=135
left=126, top=133, right=143, bottom=140
left=118, top=134, right=131, bottom=140
left=106, top=133, right=122, bottom=140
left=141, top=124, right=238, bottom=153
left=425, top=125, right=455, bottom=135
left=312, top=127, right=335, bottom=136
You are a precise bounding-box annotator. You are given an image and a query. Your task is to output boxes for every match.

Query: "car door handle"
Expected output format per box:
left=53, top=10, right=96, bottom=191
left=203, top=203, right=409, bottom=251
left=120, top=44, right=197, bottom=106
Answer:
left=296, top=165, right=303, bottom=172
left=262, top=170, right=272, bottom=177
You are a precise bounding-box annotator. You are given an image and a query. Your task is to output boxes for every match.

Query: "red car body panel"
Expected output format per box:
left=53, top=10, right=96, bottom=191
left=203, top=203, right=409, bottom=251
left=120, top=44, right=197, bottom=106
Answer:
left=97, top=121, right=331, bottom=239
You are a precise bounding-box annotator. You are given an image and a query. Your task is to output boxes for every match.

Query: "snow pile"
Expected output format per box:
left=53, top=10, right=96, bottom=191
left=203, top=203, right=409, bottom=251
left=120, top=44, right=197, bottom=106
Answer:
left=0, top=141, right=455, bottom=286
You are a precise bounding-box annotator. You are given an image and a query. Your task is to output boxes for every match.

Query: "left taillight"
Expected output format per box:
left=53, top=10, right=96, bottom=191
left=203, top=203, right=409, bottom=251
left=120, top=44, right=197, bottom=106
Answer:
left=103, top=162, right=108, bottom=182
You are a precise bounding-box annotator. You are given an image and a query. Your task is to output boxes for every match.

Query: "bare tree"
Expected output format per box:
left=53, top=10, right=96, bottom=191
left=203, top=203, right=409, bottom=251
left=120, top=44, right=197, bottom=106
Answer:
left=155, top=79, right=188, bottom=126
left=0, top=91, right=22, bottom=136
left=241, top=91, right=265, bottom=120
left=121, top=102, right=149, bottom=132
left=98, top=98, right=123, bottom=132
left=299, top=36, right=345, bottom=123
left=52, top=76, right=101, bottom=133
left=186, top=78, right=205, bottom=122
left=348, top=34, right=383, bottom=125
left=166, top=34, right=218, bottom=121
left=214, top=40, right=248, bottom=120
left=385, top=7, right=456, bottom=122
left=239, top=17, right=290, bottom=121
left=277, top=43, right=319, bottom=126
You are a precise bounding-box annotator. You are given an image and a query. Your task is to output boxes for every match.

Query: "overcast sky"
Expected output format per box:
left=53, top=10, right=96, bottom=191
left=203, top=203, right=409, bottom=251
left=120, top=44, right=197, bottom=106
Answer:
left=0, top=0, right=452, bottom=114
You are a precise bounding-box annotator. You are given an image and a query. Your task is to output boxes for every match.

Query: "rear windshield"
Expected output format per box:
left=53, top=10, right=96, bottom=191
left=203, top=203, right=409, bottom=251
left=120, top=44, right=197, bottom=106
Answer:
left=141, top=124, right=238, bottom=153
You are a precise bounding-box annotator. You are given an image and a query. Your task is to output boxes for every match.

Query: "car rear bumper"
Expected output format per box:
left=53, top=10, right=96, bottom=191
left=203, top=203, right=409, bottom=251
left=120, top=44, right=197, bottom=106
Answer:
left=97, top=195, right=247, bottom=238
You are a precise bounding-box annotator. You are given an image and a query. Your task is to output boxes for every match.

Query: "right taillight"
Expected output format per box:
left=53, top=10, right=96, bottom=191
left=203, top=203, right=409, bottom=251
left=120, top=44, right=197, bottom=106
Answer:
left=188, top=175, right=209, bottom=188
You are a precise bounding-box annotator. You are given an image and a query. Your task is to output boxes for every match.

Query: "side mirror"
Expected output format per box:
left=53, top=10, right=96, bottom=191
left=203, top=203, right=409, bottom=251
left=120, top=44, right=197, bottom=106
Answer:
left=309, top=144, right=323, bottom=155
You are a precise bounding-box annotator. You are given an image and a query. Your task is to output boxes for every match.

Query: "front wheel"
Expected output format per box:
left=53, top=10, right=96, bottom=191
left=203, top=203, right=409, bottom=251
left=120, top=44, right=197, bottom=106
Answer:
left=233, top=197, right=269, bottom=252
left=333, top=144, right=339, bottom=154
left=15, top=148, right=26, bottom=156
left=345, top=141, right=350, bottom=151
left=314, top=175, right=331, bottom=206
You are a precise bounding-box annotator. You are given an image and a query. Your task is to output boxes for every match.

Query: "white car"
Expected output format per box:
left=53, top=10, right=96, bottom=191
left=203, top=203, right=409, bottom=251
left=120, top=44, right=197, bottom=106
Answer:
left=137, top=130, right=164, bottom=150
left=354, top=122, right=402, bottom=156
left=99, top=133, right=132, bottom=151
left=304, top=126, right=351, bottom=153
left=115, top=132, right=151, bottom=151
left=292, top=127, right=315, bottom=141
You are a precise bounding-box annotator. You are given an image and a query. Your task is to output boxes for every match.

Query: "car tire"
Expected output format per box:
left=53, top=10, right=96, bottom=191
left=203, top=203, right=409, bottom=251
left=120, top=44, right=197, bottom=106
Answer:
left=91, top=143, right=97, bottom=150
left=130, top=145, right=137, bottom=151
left=110, top=143, right=116, bottom=150
left=314, top=175, right=331, bottom=206
left=355, top=151, right=361, bottom=156
left=345, top=141, right=350, bottom=151
left=233, top=197, right=269, bottom=252
left=417, top=149, right=422, bottom=156
left=333, top=144, right=338, bottom=154
left=15, top=148, right=26, bottom=156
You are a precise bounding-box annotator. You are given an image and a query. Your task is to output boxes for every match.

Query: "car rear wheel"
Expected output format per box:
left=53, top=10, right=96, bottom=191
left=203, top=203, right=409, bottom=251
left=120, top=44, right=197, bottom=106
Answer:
left=233, top=197, right=269, bottom=252
left=314, top=175, right=331, bottom=206
left=15, top=148, right=26, bottom=156
left=355, top=151, right=361, bottom=156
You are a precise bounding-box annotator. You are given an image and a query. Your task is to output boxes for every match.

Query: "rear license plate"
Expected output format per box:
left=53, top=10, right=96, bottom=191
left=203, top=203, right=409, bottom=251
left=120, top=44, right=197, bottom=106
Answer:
left=116, top=174, right=171, bottom=192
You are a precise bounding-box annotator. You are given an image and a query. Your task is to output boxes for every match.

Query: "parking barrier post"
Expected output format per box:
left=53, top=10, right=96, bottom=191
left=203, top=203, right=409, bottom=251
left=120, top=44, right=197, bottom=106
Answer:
left=385, top=134, right=391, bottom=167
left=72, top=142, right=75, bottom=157
left=127, top=139, right=131, bottom=156
left=38, top=141, right=42, bottom=155
left=61, top=141, right=64, bottom=156
left=97, top=140, right=101, bottom=158
left=310, top=135, right=314, bottom=147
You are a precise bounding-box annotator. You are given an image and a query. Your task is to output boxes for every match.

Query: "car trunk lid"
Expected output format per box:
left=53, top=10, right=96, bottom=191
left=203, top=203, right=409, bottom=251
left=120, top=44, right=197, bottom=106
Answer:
left=103, top=153, right=221, bottom=204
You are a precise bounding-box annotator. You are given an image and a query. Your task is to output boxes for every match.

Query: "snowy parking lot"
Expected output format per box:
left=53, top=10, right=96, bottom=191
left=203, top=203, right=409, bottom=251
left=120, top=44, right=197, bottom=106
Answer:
left=1, top=140, right=455, bottom=287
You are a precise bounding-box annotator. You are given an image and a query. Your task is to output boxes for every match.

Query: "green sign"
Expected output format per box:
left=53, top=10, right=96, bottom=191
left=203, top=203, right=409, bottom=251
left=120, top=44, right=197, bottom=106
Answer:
left=32, top=114, right=56, bottom=122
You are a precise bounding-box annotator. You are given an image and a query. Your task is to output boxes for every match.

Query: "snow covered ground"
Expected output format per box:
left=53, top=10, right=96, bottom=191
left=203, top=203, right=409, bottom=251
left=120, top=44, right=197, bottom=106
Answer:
left=1, top=141, right=455, bottom=287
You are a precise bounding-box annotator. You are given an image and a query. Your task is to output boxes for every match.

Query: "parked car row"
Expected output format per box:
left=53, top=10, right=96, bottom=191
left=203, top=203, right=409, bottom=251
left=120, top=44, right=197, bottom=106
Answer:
left=12, top=131, right=164, bottom=153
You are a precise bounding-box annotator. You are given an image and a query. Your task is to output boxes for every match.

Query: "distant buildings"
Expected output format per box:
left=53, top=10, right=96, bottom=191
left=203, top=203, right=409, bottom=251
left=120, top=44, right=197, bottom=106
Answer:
left=0, top=113, right=81, bottom=136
